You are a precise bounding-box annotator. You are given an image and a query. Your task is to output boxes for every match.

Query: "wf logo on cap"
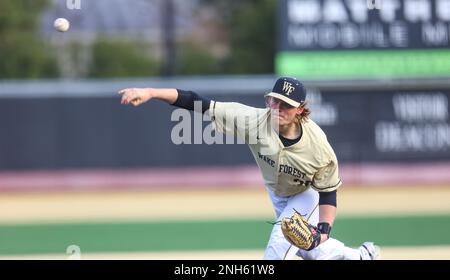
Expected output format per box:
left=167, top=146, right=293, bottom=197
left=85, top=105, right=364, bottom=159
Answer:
left=283, top=82, right=295, bottom=96
left=265, top=77, right=307, bottom=108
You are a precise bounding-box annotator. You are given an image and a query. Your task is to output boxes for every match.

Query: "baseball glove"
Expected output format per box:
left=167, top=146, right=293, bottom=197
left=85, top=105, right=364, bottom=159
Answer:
left=281, top=211, right=321, bottom=251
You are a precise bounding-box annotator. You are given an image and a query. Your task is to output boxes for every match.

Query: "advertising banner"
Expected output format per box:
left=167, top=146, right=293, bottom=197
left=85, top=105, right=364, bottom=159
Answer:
left=309, top=87, right=450, bottom=161
left=276, top=0, right=450, bottom=79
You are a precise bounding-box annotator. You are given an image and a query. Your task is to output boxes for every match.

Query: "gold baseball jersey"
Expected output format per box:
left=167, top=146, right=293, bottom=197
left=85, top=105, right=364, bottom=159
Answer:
left=209, top=101, right=342, bottom=197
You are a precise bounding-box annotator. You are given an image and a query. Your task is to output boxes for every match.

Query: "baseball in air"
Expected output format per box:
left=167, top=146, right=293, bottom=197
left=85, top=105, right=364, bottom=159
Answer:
left=54, top=18, right=70, bottom=32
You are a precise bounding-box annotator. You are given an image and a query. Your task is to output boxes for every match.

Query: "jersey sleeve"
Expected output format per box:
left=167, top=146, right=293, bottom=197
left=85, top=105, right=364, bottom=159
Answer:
left=312, top=148, right=342, bottom=192
left=209, top=101, right=265, bottom=141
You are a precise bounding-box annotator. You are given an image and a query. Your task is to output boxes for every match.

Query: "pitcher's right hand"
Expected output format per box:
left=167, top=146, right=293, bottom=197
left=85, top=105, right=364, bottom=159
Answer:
left=118, top=88, right=152, bottom=106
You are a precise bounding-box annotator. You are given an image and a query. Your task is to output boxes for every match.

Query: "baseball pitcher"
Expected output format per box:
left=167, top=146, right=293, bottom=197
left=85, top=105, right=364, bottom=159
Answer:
left=118, top=77, right=380, bottom=260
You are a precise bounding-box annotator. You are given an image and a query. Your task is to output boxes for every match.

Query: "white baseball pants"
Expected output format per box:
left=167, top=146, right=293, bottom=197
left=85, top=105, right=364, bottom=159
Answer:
left=263, top=186, right=360, bottom=260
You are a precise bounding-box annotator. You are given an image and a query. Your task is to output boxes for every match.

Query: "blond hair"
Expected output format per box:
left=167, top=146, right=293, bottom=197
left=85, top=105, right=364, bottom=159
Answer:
left=296, top=102, right=311, bottom=124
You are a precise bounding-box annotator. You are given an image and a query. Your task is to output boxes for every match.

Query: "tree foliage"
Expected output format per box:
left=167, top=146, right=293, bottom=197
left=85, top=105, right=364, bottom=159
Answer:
left=88, top=40, right=160, bottom=78
left=176, top=42, right=223, bottom=75
left=200, top=0, right=276, bottom=74
left=226, top=0, right=276, bottom=74
left=0, top=0, right=277, bottom=79
left=0, top=0, right=58, bottom=79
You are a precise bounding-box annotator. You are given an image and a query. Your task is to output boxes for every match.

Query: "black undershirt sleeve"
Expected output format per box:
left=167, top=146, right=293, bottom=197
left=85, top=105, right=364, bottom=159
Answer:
left=172, top=89, right=212, bottom=113
left=318, top=190, right=337, bottom=207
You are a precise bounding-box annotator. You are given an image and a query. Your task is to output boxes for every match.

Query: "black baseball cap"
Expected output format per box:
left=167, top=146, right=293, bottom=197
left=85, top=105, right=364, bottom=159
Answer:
left=265, top=77, right=306, bottom=108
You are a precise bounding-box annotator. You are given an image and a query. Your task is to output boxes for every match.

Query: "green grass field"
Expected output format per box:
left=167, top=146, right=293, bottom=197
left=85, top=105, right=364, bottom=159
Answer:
left=1, top=215, right=450, bottom=256
left=1, top=187, right=450, bottom=259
